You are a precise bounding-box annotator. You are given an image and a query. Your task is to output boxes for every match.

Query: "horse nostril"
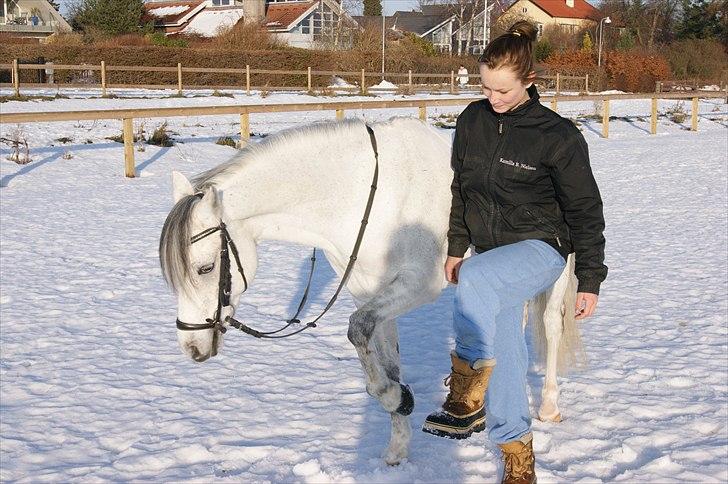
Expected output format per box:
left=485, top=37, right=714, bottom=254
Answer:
left=188, top=344, right=201, bottom=359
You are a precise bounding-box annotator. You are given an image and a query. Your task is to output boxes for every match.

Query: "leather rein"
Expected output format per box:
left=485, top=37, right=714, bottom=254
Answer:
left=175, top=125, right=380, bottom=339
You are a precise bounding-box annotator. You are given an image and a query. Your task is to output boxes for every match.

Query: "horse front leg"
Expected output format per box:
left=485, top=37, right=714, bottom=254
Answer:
left=347, top=271, right=428, bottom=464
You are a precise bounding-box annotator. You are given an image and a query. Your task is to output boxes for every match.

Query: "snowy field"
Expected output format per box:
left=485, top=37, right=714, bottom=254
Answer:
left=1, top=89, right=727, bottom=483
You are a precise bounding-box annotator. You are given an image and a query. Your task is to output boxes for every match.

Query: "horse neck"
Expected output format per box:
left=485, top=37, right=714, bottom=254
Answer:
left=214, top=136, right=372, bottom=253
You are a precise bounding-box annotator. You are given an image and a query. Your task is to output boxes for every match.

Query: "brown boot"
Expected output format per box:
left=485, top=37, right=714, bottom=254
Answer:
left=422, top=352, right=495, bottom=439
left=499, top=433, right=536, bottom=484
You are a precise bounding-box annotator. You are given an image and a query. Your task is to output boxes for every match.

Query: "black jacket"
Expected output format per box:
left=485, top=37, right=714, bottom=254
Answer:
left=448, top=86, right=607, bottom=294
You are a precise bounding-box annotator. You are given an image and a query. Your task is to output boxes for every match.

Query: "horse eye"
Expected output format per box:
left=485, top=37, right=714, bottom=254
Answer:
left=197, top=263, right=215, bottom=275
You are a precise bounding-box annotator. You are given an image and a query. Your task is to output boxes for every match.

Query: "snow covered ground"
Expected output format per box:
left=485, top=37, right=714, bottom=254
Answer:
left=1, top=89, right=726, bottom=483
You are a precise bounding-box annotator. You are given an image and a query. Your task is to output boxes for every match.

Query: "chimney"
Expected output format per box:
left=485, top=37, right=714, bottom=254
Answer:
left=244, top=0, right=266, bottom=23
left=566, top=0, right=575, bottom=7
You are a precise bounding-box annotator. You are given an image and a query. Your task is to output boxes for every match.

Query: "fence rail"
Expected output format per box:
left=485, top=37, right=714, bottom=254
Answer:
left=1, top=60, right=588, bottom=97
left=0, top=91, right=724, bottom=178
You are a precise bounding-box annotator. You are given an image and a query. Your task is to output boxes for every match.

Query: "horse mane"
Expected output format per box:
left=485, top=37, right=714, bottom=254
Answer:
left=192, top=117, right=367, bottom=189
left=159, top=117, right=367, bottom=293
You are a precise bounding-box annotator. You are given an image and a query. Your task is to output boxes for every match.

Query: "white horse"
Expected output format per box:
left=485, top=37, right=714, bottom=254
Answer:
left=159, top=117, right=583, bottom=465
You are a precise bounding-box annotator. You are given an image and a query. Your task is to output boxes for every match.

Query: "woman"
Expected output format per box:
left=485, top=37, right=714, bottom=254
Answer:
left=422, top=21, right=607, bottom=484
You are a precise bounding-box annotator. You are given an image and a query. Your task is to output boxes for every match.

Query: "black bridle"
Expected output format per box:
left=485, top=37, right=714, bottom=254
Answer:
left=175, top=124, right=380, bottom=339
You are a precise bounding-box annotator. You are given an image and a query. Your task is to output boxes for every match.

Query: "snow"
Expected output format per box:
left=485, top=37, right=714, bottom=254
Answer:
left=148, top=6, right=191, bottom=17
left=182, top=8, right=245, bottom=37
left=370, top=80, right=398, bottom=90
left=1, top=88, right=727, bottom=482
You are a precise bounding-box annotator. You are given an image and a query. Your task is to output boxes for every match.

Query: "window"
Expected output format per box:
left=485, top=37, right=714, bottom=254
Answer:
left=522, top=7, right=527, bottom=13
left=212, top=0, right=231, bottom=5
left=537, top=23, right=543, bottom=37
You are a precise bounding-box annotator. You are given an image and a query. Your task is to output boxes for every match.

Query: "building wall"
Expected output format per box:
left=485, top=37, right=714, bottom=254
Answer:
left=507, top=0, right=595, bottom=35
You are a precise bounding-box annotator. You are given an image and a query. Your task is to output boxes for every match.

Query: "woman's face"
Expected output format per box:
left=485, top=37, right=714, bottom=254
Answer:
left=479, top=65, right=532, bottom=114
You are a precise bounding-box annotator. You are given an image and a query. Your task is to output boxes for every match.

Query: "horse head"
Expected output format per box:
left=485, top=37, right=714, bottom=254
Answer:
left=160, top=171, right=258, bottom=362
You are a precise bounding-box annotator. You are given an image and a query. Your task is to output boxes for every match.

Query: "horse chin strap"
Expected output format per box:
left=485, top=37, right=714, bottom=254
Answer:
left=175, top=124, right=380, bottom=339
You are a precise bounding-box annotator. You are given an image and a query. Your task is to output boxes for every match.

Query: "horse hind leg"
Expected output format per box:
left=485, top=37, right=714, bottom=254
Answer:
left=537, top=271, right=570, bottom=423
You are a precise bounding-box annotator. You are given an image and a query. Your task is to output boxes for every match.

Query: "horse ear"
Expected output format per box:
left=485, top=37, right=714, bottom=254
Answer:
left=172, top=171, right=194, bottom=203
left=197, top=185, right=222, bottom=218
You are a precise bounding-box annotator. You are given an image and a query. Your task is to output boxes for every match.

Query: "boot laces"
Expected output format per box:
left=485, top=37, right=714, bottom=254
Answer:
left=443, top=373, right=482, bottom=403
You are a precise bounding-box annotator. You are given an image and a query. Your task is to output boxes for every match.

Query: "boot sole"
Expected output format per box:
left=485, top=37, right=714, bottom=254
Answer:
left=421, top=417, right=486, bottom=440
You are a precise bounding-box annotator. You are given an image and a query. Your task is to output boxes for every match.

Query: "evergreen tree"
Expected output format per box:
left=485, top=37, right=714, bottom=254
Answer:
left=72, top=0, right=147, bottom=36
left=48, top=0, right=61, bottom=11
left=615, top=30, right=636, bottom=50
left=678, top=0, right=727, bottom=42
left=363, top=0, right=382, bottom=16
left=581, top=32, right=594, bottom=52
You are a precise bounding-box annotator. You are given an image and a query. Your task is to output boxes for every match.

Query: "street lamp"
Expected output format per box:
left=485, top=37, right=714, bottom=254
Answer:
left=598, top=16, right=611, bottom=67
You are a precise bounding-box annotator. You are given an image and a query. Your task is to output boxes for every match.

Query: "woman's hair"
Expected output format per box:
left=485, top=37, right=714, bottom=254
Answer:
left=478, top=21, right=538, bottom=82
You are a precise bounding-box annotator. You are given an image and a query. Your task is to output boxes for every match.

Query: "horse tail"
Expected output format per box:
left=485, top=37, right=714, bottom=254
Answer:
left=530, top=253, right=586, bottom=374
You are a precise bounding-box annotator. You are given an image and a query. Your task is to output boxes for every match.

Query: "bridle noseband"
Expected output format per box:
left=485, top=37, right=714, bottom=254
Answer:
left=175, top=124, right=380, bottom=339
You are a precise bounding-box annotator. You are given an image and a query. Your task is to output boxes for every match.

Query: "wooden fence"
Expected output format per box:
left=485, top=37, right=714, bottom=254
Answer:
left=0, top=60, right=588, bottom=97
left=0, top=91, right=723, bottom=178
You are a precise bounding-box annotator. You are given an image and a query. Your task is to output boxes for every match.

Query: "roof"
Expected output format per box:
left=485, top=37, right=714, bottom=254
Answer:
left=525, top=0, right=600, bottom=20
left=143, top=1, right=205, bottom=27
left=181, top=7, right=245, bottom=36
left=265, top=2, right=315, bottom=29
left=354, top=5, right=454, bottom=37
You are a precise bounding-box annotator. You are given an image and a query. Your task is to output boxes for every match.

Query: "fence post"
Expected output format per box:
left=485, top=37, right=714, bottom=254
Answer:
left=585, top=74, right=589, bottom=93
left=12, top=59, right=19, bottom=97
left=240, top=112, right=250, bottom=147
left=450, top=70, right=455, bottom=94
left=360, top=69, right=366, bottom=94
left=123, top=118, right=135, bottom=178
left=336, top=109, right=344, bottom=120
left=691, top=97, right=698, bottom=131
left=177, top=63, right=182, bottom=95
left=246, top=65, right=250, bottom=96
left=551, top=97, right=557, bottom=112
left=650, top=97, right=658, bottom=135
left=408, top=69, right=412, bottom=90
left=101, top=60, right=107, bottom=97
left=556, top=72, right=560, bottom=95
left=307, top=67, right=312, bottom=92
left=602, top=99, right=610, bottom=138
left=655, top=81, right=662, bottom=93
left=419, top=105, right=426, bottom=121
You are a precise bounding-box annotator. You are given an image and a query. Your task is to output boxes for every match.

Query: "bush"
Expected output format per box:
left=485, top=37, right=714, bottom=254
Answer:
left=543, top=50, right=595, bottom=76
left=664, top=38, right=728, bottom=81
left=215, top=136, right=237, bottom=147
left=147, top=122, right=174, bottom=147
left=534, top=40, right=553, bottom=62
left=147, top=32, right=188, bottom=48
left=605, top=50, right=672, bottom=92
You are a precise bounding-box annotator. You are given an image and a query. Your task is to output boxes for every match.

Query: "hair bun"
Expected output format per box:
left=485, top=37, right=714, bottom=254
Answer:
left=508, top=21, right=538, bottom=42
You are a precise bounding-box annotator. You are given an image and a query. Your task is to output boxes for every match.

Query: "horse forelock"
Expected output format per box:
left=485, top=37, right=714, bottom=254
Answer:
left=159, top=194, right=200, bottom=294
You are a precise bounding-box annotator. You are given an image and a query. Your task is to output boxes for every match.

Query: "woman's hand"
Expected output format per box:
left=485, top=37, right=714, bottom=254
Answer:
left=445, top=256, right=464, bottom=284
left=575, top=292, right=598, bottom=320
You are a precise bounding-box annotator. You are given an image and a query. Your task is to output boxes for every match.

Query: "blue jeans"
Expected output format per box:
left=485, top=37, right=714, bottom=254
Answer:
left=453, top=239, right=566, bottom=444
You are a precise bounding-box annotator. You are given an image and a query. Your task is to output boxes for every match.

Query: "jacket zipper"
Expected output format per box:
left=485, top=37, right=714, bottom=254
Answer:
left=523, top=207, right=562, bottom=247
left=486, top=115, right=507, bottom=246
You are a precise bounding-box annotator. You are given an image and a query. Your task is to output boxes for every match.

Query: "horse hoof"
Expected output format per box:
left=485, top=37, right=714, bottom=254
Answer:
left=538, top=412, right=562, bottom=423
left=396, top=384, right=414, bottom=416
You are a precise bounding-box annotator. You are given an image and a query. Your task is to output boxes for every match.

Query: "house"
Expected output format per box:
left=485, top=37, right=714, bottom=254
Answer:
left=501, top=0, right=601, bottom=36
left=354, top=5, right=456, bottom=54
left=0, top=0, right=71, bottom=39
left=145, top=0, right=356, bottom=48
